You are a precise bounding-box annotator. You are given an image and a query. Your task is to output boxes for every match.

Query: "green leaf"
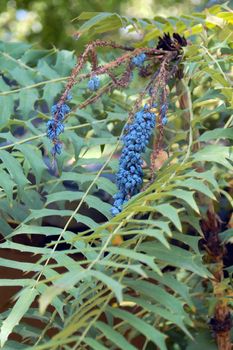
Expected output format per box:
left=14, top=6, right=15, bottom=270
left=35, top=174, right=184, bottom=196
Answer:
left=127, top=228, right=169, bottom=248
left=203, top=67, right=230, bottom=87
left=95, top=177, right=116, bottom=196
left=124, top=279, right=186, bottom=315
left=193, top=145, right=232, bottom=170
left=46, top=191, right=112, bottom=218
left=0, top=279, right=33, bottom=286
left=0, top=169, right=15, bottom=202
left=86, top=137, right=117, bottom=147
left=15, top=144, right=46, bottom=184
left=148, top=272, right=193, bottom=307
left=141, top=242, right=211, bottom=277
left=95, top=321, right=137, bottom=350
left=84, top=338, right=109, bottom=350
left=0, top=77, right=10, bottom=92
left=37, top=60, right=60, bottom=79
left=53, top=50, right=76, bottom=76
left=0, top=240, right=51, bottom=254
left=0, top=150, right=29, bottom=195
left=18, top=89, right=39, bottom=116
left=10, top=67, right=35, bottom=86
left=219, top=228, right=233, bottom=243
left=73, top=213, right=100, bottom=229
left=186, top=330, right=218, bottom=350
left=169, top=189, right=200, bottom=213
left=0, top=95, right=14, bottom=126
left=11, top=224, right=74, bottom=237
left=190, top=170, right=218, bottom=188
left=128, top=219, right=172, bottom=237
left=0, top=257, right=42, bottom=272
left=24, top=209, right=99, bottom=229
left=0, top=287, right=38, bottom=347
left=96, top=261, right=146, bottom=277
left=66, top=132, right=84, bottom=160
left=176, top=178, right=216, bottom=200
left=39, top=270, right=123, bottom=313
left=154, top=203, right=182, bottom=231
left=42, top=82, right=63, bottom=107
left=108, top=247, right=162, bottom=275
left=77, top=12, right=123, bottom=36
left=45, top=191, right=87, bottom=203
left=172, top=231, right=201, bottom=254
left=3, top=340, right=30, bottom=349
left=199, top=127, right=233, bottom=141
left=0, top=218, right=12, bottom=236
left=126, top=296, right=192, bottom=336
left=108, top=307, right=167, bottom=350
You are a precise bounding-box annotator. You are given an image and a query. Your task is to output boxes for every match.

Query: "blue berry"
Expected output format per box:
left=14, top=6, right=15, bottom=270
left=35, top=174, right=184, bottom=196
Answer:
left=67, top=93, right=72, bottom=101
left=161, top=104, right=167, bottom=117
left=51, top=103, right=70, bottom=121
left=46, top=94, right=72, bottom=156
left=47, top=119, right=64, bottom=137
left=111, top=104, right=156, bottom=216
left=160, top=103, right=168, bottom=126
left=88, top=76, right=100, bottom=91
left=51, top=142, right=62, bottom=156
left=131, top=53, right=146, bottom=67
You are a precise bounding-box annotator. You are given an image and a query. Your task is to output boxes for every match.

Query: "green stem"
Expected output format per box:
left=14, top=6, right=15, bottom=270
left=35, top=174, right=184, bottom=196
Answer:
left=0, top=77, right=69, bottom=96
left=0, top=120, right=104, bottom=151
left=200, top=44, right=230, bottom=85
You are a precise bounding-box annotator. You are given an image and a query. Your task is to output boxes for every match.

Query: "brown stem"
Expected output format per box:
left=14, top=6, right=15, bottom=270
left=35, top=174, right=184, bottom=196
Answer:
left=143, top=52, right=177, bottom=186
left=89, top=48, right=98, bottom=71
left=107, top=63, right=132, bottom=88
left=175, top=72, right=232, bottom=350
left=214, top=302, right=232, bottom=350
left=52, top=39, right=171, bottom=132
left=202, top=207, right=232, bottom=350
left=78, top=83, right=113, bottom=110
left=59, top=40, right=167, bottom=107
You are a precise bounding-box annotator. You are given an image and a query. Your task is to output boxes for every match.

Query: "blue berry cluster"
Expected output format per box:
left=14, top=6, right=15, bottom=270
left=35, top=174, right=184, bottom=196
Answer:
left=111, top=105, right=156, bottom=216
left=46, top=96, right=71, bottom=156
left=161, top=104, right=168, bottom=126
left=131, top=53, right=146, bottom=67
left=87, top=76, right=100, bottom=91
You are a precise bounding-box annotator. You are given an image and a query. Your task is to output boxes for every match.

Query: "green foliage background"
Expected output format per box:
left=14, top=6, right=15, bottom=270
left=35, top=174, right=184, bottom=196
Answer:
left=0, top=2, right=232, bottom=350
left=0, top=0, right=227, bottom=48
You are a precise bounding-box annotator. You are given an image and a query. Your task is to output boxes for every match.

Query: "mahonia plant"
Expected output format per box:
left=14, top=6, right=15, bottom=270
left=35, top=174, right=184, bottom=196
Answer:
left=46, top=33, right=187, bottom=213
left=1, top=8, right=232, bottom=349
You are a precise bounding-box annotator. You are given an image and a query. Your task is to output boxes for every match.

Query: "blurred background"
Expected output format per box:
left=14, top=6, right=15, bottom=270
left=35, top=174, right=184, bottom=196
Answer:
left=0, top=0, right=228, bottom=50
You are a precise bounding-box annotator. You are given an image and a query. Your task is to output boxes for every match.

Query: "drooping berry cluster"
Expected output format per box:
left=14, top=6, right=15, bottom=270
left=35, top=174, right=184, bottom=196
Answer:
left=46, top=95, right=71, bottom=156
left=111, top=104, right=156, bottom=216
left=87, top=76, right=100, bottom=91
left=131, top=53, right=146, bottom=67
